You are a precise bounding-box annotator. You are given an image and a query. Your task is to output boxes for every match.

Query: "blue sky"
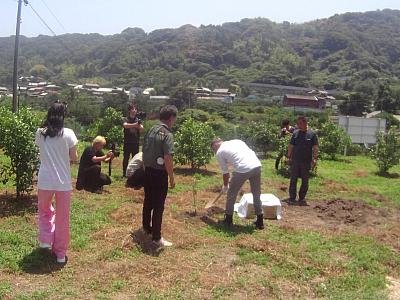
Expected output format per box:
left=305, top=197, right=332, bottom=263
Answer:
left=2, top=0, right=400, bottom=37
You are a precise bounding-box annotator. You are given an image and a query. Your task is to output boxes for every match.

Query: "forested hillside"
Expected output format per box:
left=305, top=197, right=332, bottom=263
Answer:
left=1, top=9, right=400, bottom=95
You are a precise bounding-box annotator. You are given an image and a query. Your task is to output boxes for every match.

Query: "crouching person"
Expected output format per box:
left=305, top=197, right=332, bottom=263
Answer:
left=125, top=152, right=145, bottom=190
left=76, top=136, right=113, bottom=193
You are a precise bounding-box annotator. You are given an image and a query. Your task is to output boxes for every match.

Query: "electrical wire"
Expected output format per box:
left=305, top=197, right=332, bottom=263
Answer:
left=26, top=1, right=75, bottom=57
left=27, top=1, right=58, bottom=36
left=39, top=0, right=68, bottom=33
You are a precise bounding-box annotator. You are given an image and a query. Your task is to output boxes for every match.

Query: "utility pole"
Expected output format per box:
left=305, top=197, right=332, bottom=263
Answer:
left=12, top=0, right=26, bottom=113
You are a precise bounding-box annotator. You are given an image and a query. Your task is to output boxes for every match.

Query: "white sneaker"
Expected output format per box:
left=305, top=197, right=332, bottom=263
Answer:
left=39, top=242, right=51, bottom=249
left=56, top=257, right=66, bottom=264
left=153, top=238, right=173, bottom=247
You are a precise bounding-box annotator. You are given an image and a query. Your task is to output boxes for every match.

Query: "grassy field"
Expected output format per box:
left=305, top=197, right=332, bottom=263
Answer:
left=0, top=155, right=399, bottom=299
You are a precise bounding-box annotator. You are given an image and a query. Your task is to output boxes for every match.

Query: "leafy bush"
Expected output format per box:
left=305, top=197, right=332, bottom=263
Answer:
left=0, top=107, right=41, bottom=197
left=346, top=143, right=367, bottom=156
left=237, top=121, right=278, bottom=156
left=175, top=109, right=235, bottom=139
left=318, top=121, right=351, bottom=160
left=371, top=128, right=400, bottom=174
left=85, top=107, right=124, bottom=146
left=174, top=118, right=215, bottom=170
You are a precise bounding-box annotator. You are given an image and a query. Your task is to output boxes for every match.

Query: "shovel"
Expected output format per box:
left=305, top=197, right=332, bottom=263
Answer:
left=205, top=190, right=224, bottom=209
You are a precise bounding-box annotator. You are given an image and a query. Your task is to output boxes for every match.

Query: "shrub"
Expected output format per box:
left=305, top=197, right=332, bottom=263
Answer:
left=237, top=121, right=278, bottom=156
left=371, top=128, right=400, bottom=174
left=318, top=120, right=351, bottom=160
left=175, top=109, right=235, bottom=139
left=174, top=118, right=215, bottom=170
left=0, top=107, right=41, bottom=197
left=346, top=143, right=367, bottom=156
left=85, top=107, right=124, bottom=146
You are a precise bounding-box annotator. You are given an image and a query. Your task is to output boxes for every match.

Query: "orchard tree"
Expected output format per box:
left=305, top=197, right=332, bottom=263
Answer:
left=318, top=120, right=351, bottom=160
left=0, top=107, right=41, bottom=198
left=86, top=107, right=124, bottom=146
left=168, top=85, right=195, bottom=110
left=102, top=91, right=130, bottom=114
left=237, top=121, right=278, bottom=156
left=174, top=118, right=215, bottom=170
left=371, top=129, right=400, bottom=174
left=339, top=92, right=370, bottom=116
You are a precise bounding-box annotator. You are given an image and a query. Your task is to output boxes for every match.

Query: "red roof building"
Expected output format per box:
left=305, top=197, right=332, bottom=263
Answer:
left=283, top=94, right=326, bottom=109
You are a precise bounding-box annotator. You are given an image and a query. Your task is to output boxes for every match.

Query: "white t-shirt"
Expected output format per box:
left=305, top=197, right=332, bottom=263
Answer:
left=126, top=152, right=143, bottom=177
left=35, top=127, right=78, bottom=191
left=216, top=140, right=261, bottom=174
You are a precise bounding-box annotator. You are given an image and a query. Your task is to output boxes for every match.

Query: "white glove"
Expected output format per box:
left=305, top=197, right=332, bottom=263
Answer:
left=221, top=185, right=229, bottom=193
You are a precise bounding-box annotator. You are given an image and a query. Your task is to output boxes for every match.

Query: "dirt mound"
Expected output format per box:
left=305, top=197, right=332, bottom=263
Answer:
left=313, top=199, right=377, bottom=225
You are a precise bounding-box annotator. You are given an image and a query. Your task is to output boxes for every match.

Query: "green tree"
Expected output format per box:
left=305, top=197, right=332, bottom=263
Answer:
left=237, top=121, right=278, bottom=156
left=371, top=128, right=400, bottom=174
left=339, top=93, right=370, bottom=116
left=65, top=92, right=101, bottom=126
left=0, top=107, right=41, bottom=198
left=86, top=107, right=124, bottom=146
left=168, top=85, right=195, bottom=110
left=375, top=82, right=397, bottom=113
left=29, top=64, right=50, bottom=78
left=318, top=121, right=351, bottom=160
left=174, top=118, right=215, bottom=170
left=102, top=91, right=130, bottom=114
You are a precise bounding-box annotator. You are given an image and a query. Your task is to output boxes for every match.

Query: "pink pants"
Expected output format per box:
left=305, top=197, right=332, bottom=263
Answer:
left=37, top=189, right=71, bottom=259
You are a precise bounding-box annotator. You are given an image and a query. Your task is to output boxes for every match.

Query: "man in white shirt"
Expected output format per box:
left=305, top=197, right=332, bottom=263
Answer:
left=211, top=139, right=264, bottom=229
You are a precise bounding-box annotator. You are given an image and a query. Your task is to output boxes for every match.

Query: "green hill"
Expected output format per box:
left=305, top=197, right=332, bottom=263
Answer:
left=1, top=9, right=400, bottom=95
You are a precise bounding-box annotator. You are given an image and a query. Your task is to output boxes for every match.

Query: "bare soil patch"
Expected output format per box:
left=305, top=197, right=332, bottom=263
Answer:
left=280, top=199, right=400, bottom=251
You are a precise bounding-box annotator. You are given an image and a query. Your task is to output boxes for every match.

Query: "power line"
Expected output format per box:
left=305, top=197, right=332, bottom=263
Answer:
left=39, top=0, right=68, bottom=33
left=27, top=1, right=58, bottom=36
left=25, top=1, right=75, bottom=57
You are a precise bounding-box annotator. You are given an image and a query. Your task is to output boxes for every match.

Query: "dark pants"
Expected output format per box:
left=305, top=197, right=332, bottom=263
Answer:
left=275, top=154, right=283, bottom=170
left=126, top=168, right=145, bottom=189
left=289, top=161, right=311, bottom=201
left=123, top=143, right=139, bottom=176
left=142, top=167, right=168, bottom=241
left=77, top=164, right=111, bottom=191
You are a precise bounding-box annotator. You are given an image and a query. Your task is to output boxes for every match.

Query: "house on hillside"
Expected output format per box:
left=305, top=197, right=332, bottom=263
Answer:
left=212, top=88, right=236, bottom=101
left=45, top=84, right=62, bottom=94
left=194, top=87, right=211, bottom=97
left=283, top=94, right=326, bottom=111
left=212, top=88, right=230, bottom=97
left=83, top=83, right=100, bottom=90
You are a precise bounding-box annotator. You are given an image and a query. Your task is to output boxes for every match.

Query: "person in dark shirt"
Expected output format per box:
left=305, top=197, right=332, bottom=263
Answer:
left=142, top=105, right=177, bottom=248
left=76, top=136, right=114, bottom=193
left=287, top=116, right=318, bottom=205
left=275, top=119, right=295, bottom=170
left=122, top=104, right=144, bottom=177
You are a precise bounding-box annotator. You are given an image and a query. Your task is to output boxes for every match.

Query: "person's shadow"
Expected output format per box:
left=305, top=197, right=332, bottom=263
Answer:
left=131, top=229, right=163, bottom=257
left=19, top=248, right=66, bottom=274
left=200, top=215, right=256, bottom=237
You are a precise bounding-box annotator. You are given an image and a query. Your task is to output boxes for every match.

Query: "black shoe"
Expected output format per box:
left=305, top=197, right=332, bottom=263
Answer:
left=288, top=199, right=297, bottom=205
left=298, top=199, right=308, bottom=206
left=254, top=214, right=264, bottom=230
left=91, top=188, right=102, bottom=194
left=219, top=214, right=233, bottom=226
